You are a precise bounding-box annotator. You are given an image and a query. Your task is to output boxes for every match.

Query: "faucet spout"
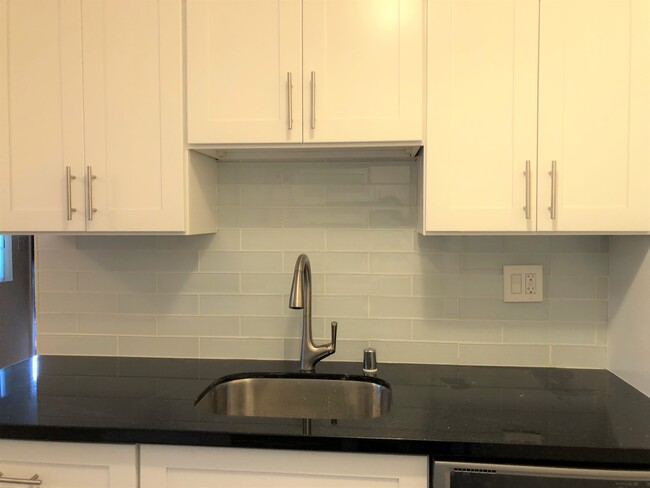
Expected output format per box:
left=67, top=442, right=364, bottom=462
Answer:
left=289, top=254, right=337, bottom=372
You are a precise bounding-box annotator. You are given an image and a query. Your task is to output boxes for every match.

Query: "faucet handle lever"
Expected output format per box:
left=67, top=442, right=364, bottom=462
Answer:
left=330, top=321, right=338, bottom=351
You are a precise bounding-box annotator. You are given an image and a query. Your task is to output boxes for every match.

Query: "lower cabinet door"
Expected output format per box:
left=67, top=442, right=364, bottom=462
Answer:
left=140, top=445, right=428, bottom=488
left=0, top=440, right=137, bottom=488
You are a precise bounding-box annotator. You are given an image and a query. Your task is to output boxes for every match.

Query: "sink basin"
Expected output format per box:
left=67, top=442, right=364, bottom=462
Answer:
left=194, top=372, right=391, bottom=420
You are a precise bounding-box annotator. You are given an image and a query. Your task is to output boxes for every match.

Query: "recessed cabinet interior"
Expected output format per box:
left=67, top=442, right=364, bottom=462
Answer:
left=0, top=0, right=216, bottom=234
left=424, top=0, right=650, bottom=234
left=187, top=0, right=423, bottom=145
left=140, top=444, right=428, bottom=487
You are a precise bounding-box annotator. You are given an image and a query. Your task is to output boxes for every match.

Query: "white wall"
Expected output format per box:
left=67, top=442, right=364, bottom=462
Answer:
left=608, top=236, right=650, bottom=396
left=35, top=160, right=609, bottom=368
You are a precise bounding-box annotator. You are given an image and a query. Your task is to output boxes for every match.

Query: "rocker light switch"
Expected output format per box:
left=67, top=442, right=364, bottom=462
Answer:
left=511, top=274, right=523, bottom=294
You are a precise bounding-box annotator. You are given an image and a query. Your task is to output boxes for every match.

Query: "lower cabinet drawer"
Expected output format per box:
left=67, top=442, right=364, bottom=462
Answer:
left=140, top=445, right=428, bottom=488
left=0, top=439, right=137, bottom=488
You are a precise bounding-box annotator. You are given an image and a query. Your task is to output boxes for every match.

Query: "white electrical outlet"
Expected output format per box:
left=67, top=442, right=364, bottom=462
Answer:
left=524, top=273, right=535, bottom=294
left=503, top=265, right=543, bottom=302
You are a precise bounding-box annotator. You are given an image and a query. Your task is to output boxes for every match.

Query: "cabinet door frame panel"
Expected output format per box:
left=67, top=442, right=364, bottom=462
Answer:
left=537, top=0, right=650, bottom=232
left=424, top=0, right=539, bottom=233
left=0, top=439, right=137, bottom=487
left=302, top=0, right=423, bottom=144
left=81, top=0, right=185, bottom=232
left=186, top=0, right=303, bottom=144
left=0, top=0, right=86, bottom=232
left=141, top=444, right=428, bottom=487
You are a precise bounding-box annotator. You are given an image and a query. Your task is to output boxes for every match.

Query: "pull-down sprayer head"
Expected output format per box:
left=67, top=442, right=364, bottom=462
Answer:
left=289, top=254, right=310, bottom=310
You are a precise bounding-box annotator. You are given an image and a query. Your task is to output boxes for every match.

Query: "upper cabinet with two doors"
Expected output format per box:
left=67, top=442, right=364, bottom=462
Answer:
left=424, top=0, right=650, bottom=233
left=0, top=0, right=216, bottom=234
left=187, top=0, right=424, bottom=145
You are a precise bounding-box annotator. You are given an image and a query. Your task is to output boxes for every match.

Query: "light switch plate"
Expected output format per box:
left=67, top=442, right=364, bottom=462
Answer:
left=503, top=265, right=543, bottom=302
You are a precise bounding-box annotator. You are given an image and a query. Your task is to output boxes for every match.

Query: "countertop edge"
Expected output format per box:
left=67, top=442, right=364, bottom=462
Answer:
left=1, top=424, right=649, bottom=470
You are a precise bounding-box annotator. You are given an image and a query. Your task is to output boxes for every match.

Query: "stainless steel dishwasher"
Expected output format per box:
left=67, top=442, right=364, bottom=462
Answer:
left=432, top=461, right=650, bottom=487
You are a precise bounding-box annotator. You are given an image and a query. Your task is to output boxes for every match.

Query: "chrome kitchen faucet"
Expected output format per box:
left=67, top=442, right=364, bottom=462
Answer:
left=289, top=254, right=337, bottom=372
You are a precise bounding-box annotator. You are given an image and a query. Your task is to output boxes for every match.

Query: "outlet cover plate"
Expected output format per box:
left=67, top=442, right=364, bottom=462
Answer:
left=503, top=265, right=543, bottom=302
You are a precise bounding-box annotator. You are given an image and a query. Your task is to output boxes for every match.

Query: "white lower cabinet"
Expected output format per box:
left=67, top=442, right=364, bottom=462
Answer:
left=140, top=445, right=428, bottom=488
left=0, top=440, right=427, bottom=487
left=0, top=439, right=137, bottom=487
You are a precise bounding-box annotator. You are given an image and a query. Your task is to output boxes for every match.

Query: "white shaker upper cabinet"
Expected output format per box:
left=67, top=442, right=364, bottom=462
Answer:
left=0, top=0, right=85, bottom=232
left=186, top=0, right=423, bottom=145
left=186, top=0, right=303, bottom=144
left=425, top=0, right=539, bottom=232
left=81, top=0, right=185, bottom=232
left=424, top=0, right=650, bottom=234
left=537, top=0, right=650, bottom=232
left=302, top=0, right=423, bottom=143
left=1, top=0, right=203, bottom=234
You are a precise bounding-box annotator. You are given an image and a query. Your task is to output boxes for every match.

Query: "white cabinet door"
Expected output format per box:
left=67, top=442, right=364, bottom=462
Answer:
left=537, top=0, right=650, bottom=232
left=0, top=0, right=206, bottom=234
left=82, top=0, right=186, bottom=232
left=141, top=445, right=428, bottom=488
left=186, top=0, right=303, bottom=144
left=424, top=0, right=539, bottom=232
left=424, top=0, right=650, bottom=234
left=303, top=0, right=423, bottom=143
left=0, top=440, right=137, bottom=487
left=0, top=0, right=85, bottom=232
left=187, top=0, right=423, bottom=145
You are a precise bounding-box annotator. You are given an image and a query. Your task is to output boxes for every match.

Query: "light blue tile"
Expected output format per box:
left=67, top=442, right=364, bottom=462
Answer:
left=284, top=208, right=369, bottom=228
left=550, top=254, right=609, bottom=276
left=549, top=236, right=609, bottom=253
left=241, top=185, right=326, bottom=207
left=459, top=298, right=549, bottom=321
left=549, top=300, right=608, bottom=322
left=282, top=162, right=369, bottom=185
left=369, top=296, right=458, bottom=319
left=370, top=252, right=459, bottom=275
left=546, top=276, right=597, bottom=299
left=368, top=165, right=412, bottom=184
left=217, top=207, right=284, bottom=229
left=326, top=230, right=412, bottom=251
left=412, top=320, right=502, bottom=343
left=369, top=208, right=418, bottom=229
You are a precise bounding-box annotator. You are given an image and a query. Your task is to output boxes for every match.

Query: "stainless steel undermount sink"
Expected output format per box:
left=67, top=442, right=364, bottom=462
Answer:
left=194, top=372, right=392, bottom=420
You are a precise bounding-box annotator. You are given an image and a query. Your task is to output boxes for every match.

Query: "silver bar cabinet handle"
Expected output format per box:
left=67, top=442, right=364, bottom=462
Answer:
left=310, top=71, right=316, bottom=130
left=86, top=166, right=97, bottom=221
left=0, top=472, right=43, bottom=486
left=548, top=160, right=557, bottom=220
left=523, top=160, right=531, bottom=220
left=65, top=166, right=77, bottom=221
left=287, top=72, right=293, bottom=130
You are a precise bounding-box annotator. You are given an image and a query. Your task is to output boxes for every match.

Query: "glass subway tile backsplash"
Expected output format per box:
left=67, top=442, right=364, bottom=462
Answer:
left=35, top=160, right=609, bottom=368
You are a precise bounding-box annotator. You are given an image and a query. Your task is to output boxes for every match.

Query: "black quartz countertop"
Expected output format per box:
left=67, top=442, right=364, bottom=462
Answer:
left=0, top=356, right=649, bottom=468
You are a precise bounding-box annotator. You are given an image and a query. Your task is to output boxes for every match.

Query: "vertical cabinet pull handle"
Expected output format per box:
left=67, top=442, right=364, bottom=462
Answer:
left=86, top=166, right=97, bottom=221
left=0, top=471, right=43, bottom=485
left=310, top=71, right=316, bottom=130
left=287, top=72, right=293, bottom=130
left=65, top=166, right=77, bottom=221
left=548, top=160, right=557, bottom=220
left=524, top=160, right=531, bottom=220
